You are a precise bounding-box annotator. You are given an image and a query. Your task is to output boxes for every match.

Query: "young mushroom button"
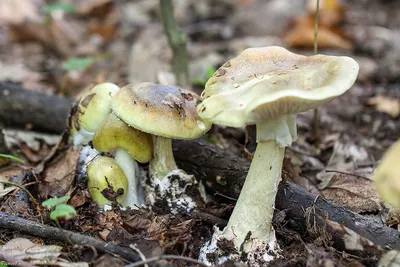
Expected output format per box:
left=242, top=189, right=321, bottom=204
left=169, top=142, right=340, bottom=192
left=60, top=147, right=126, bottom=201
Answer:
left=70, top=82, right=120, bottom=147
left=197, top=46, right=359, bottom=263
left=92, top=113, right=153, bottom=208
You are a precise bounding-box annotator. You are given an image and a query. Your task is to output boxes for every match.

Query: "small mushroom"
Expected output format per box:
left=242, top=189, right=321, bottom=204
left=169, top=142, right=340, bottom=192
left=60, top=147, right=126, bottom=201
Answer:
left=111, top=83, right=211, bottom=212
left=92, top=112, right=153, bottom=208
left=87, top=156, right=128, bottom=209
left=197, top=46, right=359, bottom=264
left=70, top=82, right=120, bottom=147
left=374, top=140, right=400, bottom=208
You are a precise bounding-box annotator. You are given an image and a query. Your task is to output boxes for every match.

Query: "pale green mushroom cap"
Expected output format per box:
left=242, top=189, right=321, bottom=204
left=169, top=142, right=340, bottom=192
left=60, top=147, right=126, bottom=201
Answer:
left=374, top=140, right=400, bottom=208
left=92, top=113, right=153, bottom=163
left=71, top=83, right=120, bottom=134
left=111, top=83, right=211, bottom=140
left=197, top=46, right=359, bottom=128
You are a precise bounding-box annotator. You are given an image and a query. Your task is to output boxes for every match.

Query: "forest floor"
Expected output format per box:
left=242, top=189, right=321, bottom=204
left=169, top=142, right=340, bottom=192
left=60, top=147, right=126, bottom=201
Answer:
left=0, top=0, right=399, bottom=266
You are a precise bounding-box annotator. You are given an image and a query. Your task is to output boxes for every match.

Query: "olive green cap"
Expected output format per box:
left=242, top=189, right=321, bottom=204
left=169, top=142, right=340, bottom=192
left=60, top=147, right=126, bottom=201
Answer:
left=92, top=113, right=153, bottom=163
left=197, top=46, right=359, bottom=127
left=111, top=83, right=211, bottom=140
left=87, top=156, right=128, bottom=208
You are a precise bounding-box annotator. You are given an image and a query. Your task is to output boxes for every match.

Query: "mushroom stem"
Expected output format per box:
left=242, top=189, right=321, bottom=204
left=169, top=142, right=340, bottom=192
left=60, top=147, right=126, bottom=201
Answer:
left=149, top=136, right=178, bottom=179
left=221, top=124, right=285, bottom=253
left=114, top=148, right=140, bottom=208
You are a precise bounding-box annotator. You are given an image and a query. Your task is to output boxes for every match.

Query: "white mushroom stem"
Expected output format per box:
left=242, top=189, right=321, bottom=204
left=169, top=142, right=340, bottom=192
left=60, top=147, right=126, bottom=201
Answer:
left=149, top=136, right=178, bottom=180
left=114, top=148, right=140, bottom=208
left=220, top=114, right=296, bottom=253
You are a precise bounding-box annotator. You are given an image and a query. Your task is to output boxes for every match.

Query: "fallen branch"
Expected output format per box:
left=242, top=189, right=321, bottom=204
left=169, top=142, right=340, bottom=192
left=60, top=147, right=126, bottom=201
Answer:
left=2, top=85, right=400, bottom=251
left=0, top=212, right=140, bottom=262
left=0, top=83, right=73, bottom=133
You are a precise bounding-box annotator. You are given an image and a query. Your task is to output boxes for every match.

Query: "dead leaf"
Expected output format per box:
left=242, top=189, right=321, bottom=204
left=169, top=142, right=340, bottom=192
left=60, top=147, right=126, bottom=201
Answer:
left=0, top=0, right=41, bottom=25
left=366, top=95, right=400, bottom=118
left=39, top=146, right=79, bottom=198
left=317, top=141, right=370, bottom=187
left=321, top=173, right=382, bottom=213
left=283, top=15, right=353, bottom=50
left=307, top=0, right=345, bottom=26
left=326, top=220, right=375, bottom=251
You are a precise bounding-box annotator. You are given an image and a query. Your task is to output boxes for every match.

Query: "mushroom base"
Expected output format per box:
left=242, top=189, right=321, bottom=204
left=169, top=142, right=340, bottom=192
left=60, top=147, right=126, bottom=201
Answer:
left=198, top=226, right=280, bottom=267
left=141, top=169, right=202, bottom=214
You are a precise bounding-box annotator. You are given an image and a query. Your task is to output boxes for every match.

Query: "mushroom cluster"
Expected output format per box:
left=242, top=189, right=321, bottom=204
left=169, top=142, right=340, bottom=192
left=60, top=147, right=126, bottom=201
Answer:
left=70, top=82, right=211, bottom=213
left=197, top=46, right=359, bottom=265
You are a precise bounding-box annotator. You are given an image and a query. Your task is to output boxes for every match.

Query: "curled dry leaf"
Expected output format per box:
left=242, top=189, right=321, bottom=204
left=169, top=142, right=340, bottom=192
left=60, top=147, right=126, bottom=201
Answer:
left=39, top=146, right=79, bottom=198
left=366, top=95, right=400, bottom=118
left=321, top=173, right=382, bottom=213
left=283, top=16, right=353, bottom=50
left=0, top=237, right=88, bottom=266
left=326, top=220, right=375, bottom=251
left=379, top=250, right=400, bottom=267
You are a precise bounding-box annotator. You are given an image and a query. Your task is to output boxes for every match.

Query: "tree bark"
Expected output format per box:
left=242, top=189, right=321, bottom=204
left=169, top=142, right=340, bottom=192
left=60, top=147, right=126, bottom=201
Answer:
left=0, top=83, right=73, bottom=134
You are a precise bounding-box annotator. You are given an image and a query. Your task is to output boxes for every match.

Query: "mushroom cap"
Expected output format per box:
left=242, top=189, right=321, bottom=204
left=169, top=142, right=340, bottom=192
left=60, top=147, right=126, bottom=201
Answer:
left=197, top=46, right=359, bottom=127
left=87, top=156, right=128, bottom=208
left=71, top=83, right=120, bottom=134
left=92, top=113, right=153, bottom=163
left=374, top=140, right=400, bottom=208
left=111, top=83, right=211, bottom=140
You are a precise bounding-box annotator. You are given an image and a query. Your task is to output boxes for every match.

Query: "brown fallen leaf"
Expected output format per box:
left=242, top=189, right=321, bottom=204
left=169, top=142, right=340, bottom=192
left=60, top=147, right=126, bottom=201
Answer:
left=366, top=95, right=400, bottom=118
left=321, top=173, right=382, bottom=213
left=0, top=0, right=41, bottom=25
left=283, top=15, right=353, bottom=50
left=307, top=0, right=345, bottom=27
left=39, top=146, right=79, bottom=198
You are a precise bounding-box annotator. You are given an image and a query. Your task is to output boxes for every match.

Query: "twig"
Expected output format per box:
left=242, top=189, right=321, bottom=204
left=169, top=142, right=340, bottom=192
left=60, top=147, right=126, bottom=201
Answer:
left=124, top=254, right=208, bottom=267
left=0, top=212, right=140, bottom=262
left=159, top=0, right=190, bottom=87
left=0, top=180, right=41, bottom=212
left=0, top=252, right=37, bottom=267
left=325, top=169, right=371, bottom=181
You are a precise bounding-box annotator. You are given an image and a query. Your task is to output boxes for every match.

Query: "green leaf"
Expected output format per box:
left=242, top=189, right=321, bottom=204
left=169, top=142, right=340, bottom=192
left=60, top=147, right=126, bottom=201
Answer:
left=205, top=66, right=216, bottom=79
left=43, top=3, right=76, bottom=14
left=0, top=261, right=8, bottom=267
left=42, top=196, right=70, bottom=209
left=50, top=204, right=77, bottom=221
left=193, top=66, right=216, bottom=87
left=62, top=57, right=96, bottom=72
left=0, top=154, right=24, bottom=163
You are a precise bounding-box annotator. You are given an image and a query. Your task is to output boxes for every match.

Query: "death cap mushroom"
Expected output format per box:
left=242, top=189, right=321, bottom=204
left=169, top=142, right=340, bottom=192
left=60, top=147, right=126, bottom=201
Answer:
left=198, top=46, right=359, bottom=145
left=111, top=83, right=211, bottom=139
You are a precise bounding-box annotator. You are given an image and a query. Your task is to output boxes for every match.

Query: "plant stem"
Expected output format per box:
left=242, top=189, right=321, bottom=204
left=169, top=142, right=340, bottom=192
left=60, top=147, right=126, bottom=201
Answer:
left=313, top=0, right=320, bottom=146
left=0, top=181, right=40, bottom=211
left=159, top=0, right=190, bottom=88
left=115, top=148, right=139, bottom=208
left=149, top=136, right=177, bottom=180
left=221, top=130, right=284, bottom=251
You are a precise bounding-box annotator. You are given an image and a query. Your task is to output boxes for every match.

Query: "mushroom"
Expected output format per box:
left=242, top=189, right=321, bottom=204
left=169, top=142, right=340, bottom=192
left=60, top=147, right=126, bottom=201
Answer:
left=92, top=112, right=153, bottom=208
left=87, top=156, right=128, bottom=209
left=197, top=46, right=359, bottom=264
left=70, top=82, right=120, bottom=147
left=111, top=83, right=211, bottom=212
left=374, top=139, right=400, bottom=208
